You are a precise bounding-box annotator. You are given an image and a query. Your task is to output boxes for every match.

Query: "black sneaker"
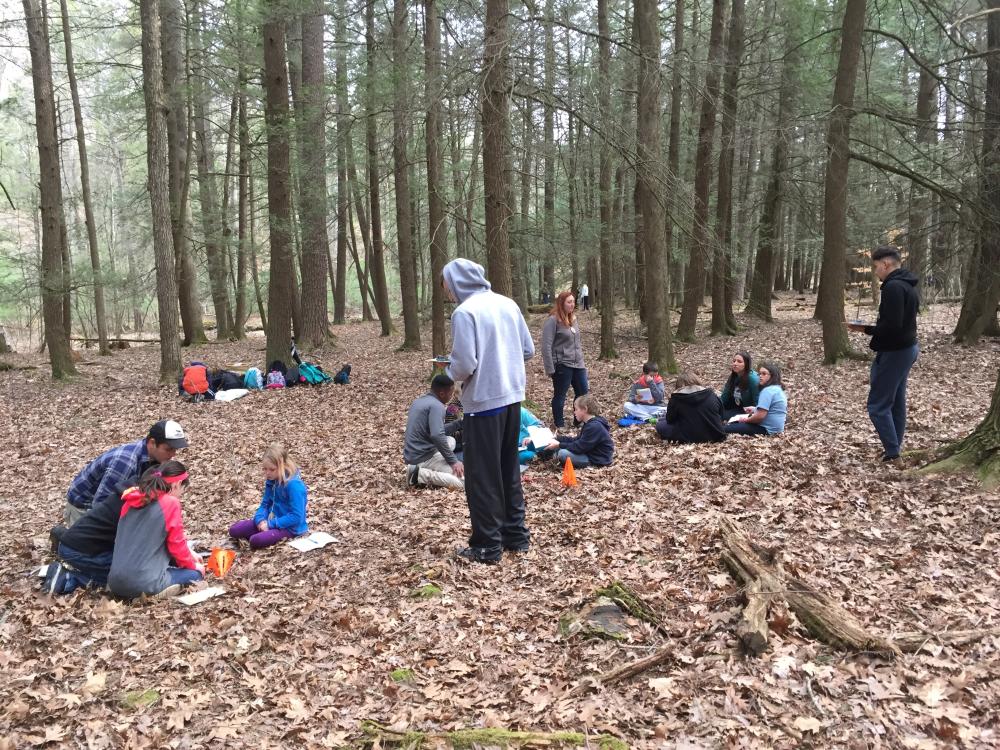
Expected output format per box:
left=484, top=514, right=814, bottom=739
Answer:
left=406, top=465, right=421, bottom=487
left=455, top=547, right=501, bottom=565
left=504, top=544, right=530, bottom=554
left=882, top=453, right=901, bottom=463
left=43, top=562, right=70, bottom=596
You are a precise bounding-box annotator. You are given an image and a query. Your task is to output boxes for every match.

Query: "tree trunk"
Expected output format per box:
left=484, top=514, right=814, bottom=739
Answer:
left=541, top=0, right=556, bottom=294
left=262, top=13, right=295, bottom=367
left=59, top=0, right=109, bottom=355
left=24, top=0, right=76, bottom=378
left=663, top=0, right=684, bottom=316
left=482, top=0, right=514, bottom=294
left=711, top=0, right=743, bottom=337
left=955, top=0, right=1000, bottom=344
left=393, top=0, right=421, bottom=349
left=906, top=67, right=936, bottom=287
left=248, top=156, right=267, bottom=330
left=597, top=0, right=615, bottom=360
left=139, top=0, right=182, bottom=381
left=366, top=0, right=394, bottom=335
left=192, top=0, right=233, bottom=340
left=235, top=75, right=249, bottom=337
left=296, top=0, right=331, bottom=347
left=816, top=0, right=866, bottom=363
left=334, top=0, right=349, bottom=325
left=425, top=0, right=448, bottom=352
left=677, top=0, right=726, bottom=341
left=635, top=0, right=676, bottom=372
left=161, top=0, right=204, bottom=347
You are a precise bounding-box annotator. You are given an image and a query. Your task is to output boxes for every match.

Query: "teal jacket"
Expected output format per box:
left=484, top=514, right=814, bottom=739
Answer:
left=518, top=407, right=544, bottom=464
left=721, top=371, right=760, bottom=411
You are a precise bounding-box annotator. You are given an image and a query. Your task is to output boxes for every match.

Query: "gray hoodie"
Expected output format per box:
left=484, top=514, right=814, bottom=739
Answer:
left=443, top=259, right=535, bottom=413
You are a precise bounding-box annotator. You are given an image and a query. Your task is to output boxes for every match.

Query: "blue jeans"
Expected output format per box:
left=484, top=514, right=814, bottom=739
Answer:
left=551, top=365, right=589, bottom=427
left=167, top=568, right=204, bottom=587
left=556, top=448, right=590, bottom=468
left=57, top=542, right=113, bottom=591
left=867, top=344, right=919, bottom=457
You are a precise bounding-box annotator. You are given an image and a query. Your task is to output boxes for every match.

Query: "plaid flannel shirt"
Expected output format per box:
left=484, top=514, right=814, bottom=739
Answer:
left=66, top=439, right=152, bottom=510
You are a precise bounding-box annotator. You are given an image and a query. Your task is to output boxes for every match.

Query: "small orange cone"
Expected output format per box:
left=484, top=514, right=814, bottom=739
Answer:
left=561, top=456, right=578, bottom=487
left=206, top=548, right=236, bottom=578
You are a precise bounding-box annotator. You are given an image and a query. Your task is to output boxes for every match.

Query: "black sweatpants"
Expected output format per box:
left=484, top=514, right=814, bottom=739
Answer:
left=463, top=402, right=530, bottom=556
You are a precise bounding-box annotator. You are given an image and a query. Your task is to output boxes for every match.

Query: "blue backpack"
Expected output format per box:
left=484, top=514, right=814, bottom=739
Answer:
left=244, top=367, right=264, bottom=390
left=299, top=362, right=332, bottom=385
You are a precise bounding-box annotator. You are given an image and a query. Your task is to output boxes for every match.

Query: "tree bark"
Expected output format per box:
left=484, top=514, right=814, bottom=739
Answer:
left=816, top=0, right=867, bottom=363
left=597, top=0, right=615, bottom=360
left=161, top=0, right=204, bottom=347
left=635, top=0, right=676, bottom=371
left=663, top=0, right=684, bottom=316
left=59, top=0, right=109, bottom=355
left=297, top=0, right=331, bottom=347
left=366, top=0, right=394, bottom=334
left=906, top=67, right=936, bottom=287
left=24, top=0, right=77, bottom=378
left=425, top=0, right=448, bottom=352
left=711, top=0, right=743, bottom=336
left=333, top=0, right=349, bottom=325
left=677, top=0, right=726, bottom=341
left=262, top=13, right=295, bottom=367
left=139, top=0, right=182, bottom=381
left=542, top=0, right=556, bottom=296
left=393, top=0, right=421, bottom=349
left=235, top=74, right=249, bottom=337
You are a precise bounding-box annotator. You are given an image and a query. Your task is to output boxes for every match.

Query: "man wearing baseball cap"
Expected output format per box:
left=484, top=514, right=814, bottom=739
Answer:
left=62, top=419, right=189, bottom=527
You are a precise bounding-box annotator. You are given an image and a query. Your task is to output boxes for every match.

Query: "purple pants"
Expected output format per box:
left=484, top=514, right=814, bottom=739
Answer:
left=229, top=519, right=294, bottom=549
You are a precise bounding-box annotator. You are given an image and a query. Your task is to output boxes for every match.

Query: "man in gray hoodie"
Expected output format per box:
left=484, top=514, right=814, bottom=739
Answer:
left=443, top=258, right=535, bottom=564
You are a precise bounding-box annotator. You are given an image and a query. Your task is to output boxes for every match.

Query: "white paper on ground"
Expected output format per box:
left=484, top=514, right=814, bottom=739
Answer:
left=176, top=586, right=226, bottom=606
left=288, top=531, right=339, bottom=552
left=526, top=425, right=555, bottom=448
left=214, top=388, right=250, bottom=402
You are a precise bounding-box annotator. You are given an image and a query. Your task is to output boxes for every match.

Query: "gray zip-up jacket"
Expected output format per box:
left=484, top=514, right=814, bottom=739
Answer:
left=541, top=315, right=585, bottom=375
left=443, top=259, right=535, bottom=414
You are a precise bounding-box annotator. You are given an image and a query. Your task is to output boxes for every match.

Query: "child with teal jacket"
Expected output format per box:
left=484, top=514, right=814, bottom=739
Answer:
left=517, top=407, right=545, bottom=464
left=720, top=351, right=760, bottom=420
left=229, top=444, right=309, bottom=549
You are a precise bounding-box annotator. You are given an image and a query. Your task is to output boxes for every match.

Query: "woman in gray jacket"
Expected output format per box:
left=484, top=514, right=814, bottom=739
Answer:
left=541, top=291, right=589, bottom=427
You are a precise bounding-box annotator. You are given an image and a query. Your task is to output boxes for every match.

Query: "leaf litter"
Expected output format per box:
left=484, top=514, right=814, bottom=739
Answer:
left=0, top=299, right=997, bottom=747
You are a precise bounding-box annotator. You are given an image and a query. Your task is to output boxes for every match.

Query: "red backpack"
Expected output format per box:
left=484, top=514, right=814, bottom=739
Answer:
left=182, top=364, right=210, bottom=395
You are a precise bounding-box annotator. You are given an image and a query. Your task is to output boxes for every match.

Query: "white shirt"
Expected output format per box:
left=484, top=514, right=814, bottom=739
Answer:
left=580, top=284, right=589, bottom=297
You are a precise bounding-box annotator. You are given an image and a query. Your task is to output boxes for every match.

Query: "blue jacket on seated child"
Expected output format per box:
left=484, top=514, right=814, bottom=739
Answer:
left=555, top=416, right=614, bottom=467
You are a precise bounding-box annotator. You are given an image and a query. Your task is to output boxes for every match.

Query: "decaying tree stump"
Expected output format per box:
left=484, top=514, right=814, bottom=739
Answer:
left=720, top=516, right=901, bottom=658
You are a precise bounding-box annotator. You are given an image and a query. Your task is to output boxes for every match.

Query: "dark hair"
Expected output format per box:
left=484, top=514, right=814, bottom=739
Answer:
left=136, top=460, right=189, bottom=506
left=758, top=361, right=783, bottom=389
left=871, top=245, right=901, bottom=263
left=725, top=351, right=752, bottom=393
left=431, top=374, right=454, bottom=391
left=643, top=361, right=659, bottom=375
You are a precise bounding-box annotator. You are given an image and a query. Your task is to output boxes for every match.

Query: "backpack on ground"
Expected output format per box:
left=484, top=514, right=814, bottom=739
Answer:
left=182, top=364, right=211, bottom=398
left=244, top=367, right=264, bottom=390
left=299, top=361, right=332, bottom=385
left=266, top=370, right=286, bottom=389
left=212, top=369, right=245, bottom=392
left=333, top=363, right=351, bottom=385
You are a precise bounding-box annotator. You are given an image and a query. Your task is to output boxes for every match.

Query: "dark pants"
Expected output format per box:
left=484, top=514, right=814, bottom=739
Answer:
left=57, top=542, right=113, bottom=591
left=582, top=295, right=590, bottom=310
left=551, top=365, right=589, bottom=427
left=867, top=344, right=919, bottom=457
left=724, top=421, right=769, bottom=437
left=464, top=403, right=530, bottom=558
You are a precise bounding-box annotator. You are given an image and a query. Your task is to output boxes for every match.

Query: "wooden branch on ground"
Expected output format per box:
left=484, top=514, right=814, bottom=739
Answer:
left=71, top=336, right=158, bottom=345
left=894, top=627, right=1000, bottom=653
left=720, top=516, right=901, bottom=658
left=735, top=576, right=772, bottom=656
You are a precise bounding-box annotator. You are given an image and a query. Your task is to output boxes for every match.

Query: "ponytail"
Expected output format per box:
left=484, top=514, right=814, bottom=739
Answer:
left=136, top=460, right=189, bottom=505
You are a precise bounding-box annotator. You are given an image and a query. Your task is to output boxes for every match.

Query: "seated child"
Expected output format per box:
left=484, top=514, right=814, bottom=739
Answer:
left=725, top=361, right=787, bottom=437
left=655, top=371, right=726, bottom=443
left=403, top=375, right=465, bottom=489
left=623, top=361, right=667, bottom=420
left=108, top=461, right=205, bottom=599
left=541, top=394, right=614, bottom=468
left=230, top=443, right=309, bottom=547
left=518, top=406, right=545, bottom=464
left=43, top=491, right=126, bottom=596
left=721, top=350, right=760, bottom=420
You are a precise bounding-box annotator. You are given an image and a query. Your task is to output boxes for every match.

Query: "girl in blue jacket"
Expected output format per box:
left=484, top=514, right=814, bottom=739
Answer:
left=229, top=444, right=309, bottom=549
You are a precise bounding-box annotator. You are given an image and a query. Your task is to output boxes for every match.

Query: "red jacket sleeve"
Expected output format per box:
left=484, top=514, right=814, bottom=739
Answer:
left=159, top=495, right=199, bottom=570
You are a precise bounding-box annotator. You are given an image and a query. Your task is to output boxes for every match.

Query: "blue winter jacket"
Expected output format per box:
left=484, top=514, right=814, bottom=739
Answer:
left=253, top=472, right=309, bottom=535
left=556, top=416, right=614, bottom=466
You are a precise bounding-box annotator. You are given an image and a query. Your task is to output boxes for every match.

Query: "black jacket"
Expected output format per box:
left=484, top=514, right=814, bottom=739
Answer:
left=556, top=416, right=614, bottom=466
left=657, top=386, right=726, bottom=443
left=58, top=495, right=124, bottom=556
left=866, top=269, right=919, bottom=351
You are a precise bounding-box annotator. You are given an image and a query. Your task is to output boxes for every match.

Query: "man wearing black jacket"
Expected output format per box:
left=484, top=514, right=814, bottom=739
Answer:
left=848, top=245, right=920, bottom=461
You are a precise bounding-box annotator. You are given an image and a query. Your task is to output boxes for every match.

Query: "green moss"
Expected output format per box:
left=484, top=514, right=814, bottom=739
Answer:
left=120, top=688, right=159, bottom=709
left=390, top=668, right=416, bottom=682
left=409, top=584, right=442, bottom=599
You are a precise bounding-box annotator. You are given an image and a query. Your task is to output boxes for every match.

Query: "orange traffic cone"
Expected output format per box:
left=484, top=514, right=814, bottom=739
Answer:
left=206, top=548, right=236, bottom=578
left=561, top=456, right=578, bottom=487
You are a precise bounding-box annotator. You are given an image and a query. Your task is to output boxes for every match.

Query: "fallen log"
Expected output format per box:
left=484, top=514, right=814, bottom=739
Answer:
left=894, top=627, right=1000, bottom=653
left=720, top=516, right=901, bottom=658
left=735, top=577, right=772, bottom=656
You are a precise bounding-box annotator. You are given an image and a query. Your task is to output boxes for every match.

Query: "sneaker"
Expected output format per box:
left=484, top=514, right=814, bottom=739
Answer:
left=503, top=542, right=530, bottom=553
left=154, top=584, right=182, bottom=599
left=455, top=547, right=501, bottom=565
left=43, top=561, right=70, bottom=596
left=882, top=453, right=901, bottom=463
left=406, top=465, right=421, bottom=488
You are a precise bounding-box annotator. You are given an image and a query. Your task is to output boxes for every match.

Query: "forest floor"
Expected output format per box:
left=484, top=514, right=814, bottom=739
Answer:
left=0, top=295, right=998, bottom=749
